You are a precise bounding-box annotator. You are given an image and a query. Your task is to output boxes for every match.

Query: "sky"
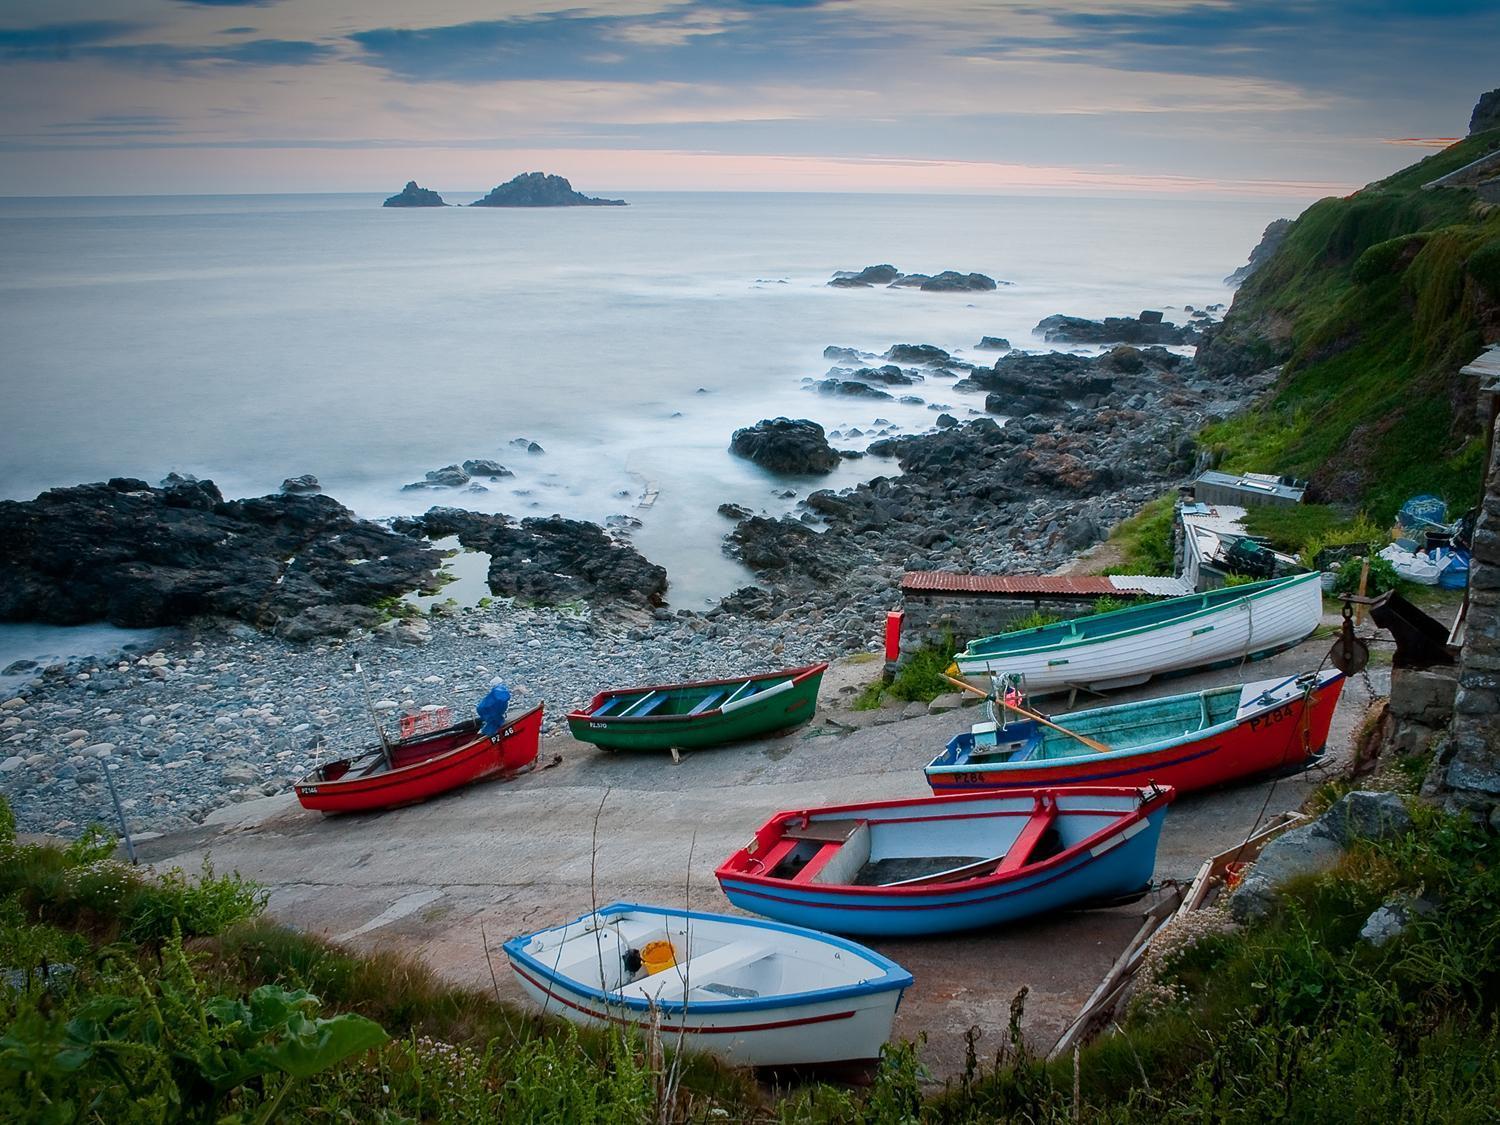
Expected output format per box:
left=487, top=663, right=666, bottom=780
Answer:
left=0, top=0, right=1495, bottom=197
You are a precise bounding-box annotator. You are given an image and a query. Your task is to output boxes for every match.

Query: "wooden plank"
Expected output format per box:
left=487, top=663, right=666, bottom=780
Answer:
left=618, top=691, right=660, bottom=718
left=688, top=689, right=728, bottom=716
left=783, top=818, right=864, bottom=843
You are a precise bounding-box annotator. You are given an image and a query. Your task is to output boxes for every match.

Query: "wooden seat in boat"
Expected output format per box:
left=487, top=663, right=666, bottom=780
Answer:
left=615, top=940, right=769, bottom=1001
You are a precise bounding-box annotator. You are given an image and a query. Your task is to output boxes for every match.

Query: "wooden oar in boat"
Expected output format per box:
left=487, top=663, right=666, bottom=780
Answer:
left=940, top=674, right=1113, bottom=755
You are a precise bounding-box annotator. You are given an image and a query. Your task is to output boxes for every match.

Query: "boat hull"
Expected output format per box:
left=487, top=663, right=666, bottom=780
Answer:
left=716, top=788, right=1171, bottom=938
left=926, top=672, right=1344, bottom=796
left=293, top=704, right=543, bottom=814
left=954, top=572, right=1323, bottom=693
left=567, top=664, right=826, bottom=751
left=504, top=903, right=910, bottom=1067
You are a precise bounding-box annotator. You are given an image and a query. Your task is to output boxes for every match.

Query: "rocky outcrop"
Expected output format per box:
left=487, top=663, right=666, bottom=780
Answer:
left=828, top=264, right=899, bottom=288
left=1231, top=792, right=1414, bottom=923
left=1224, top=219, right=1292, bottom=287
left=383, top=181, right=446, bottom=207
left=920, top=271, right=998, bottom=292
left=0, top=478, right=440, bottom=636
left=1471, top=87, right=1500, bottom=135
left=397, top=508, right=666, bottom=606
left=1034, top=312, right=1199, bottom=346
left=280, top=474, right=321, bottom=494
left=729, top=418, right=840, bottom=474
left=470, top=173, right=625, bottom=207
left=402, top=465, right=471, bottom=491
left=815, top=379, right=892, bottom=399
left=976, top=336, right=1011, bottom=351
left=827, top=265, right=1003, bottom=290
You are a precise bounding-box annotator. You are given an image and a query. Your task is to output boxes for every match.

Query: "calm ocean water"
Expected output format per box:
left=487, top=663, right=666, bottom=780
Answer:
left=0, top=190, right=1300, bottom=620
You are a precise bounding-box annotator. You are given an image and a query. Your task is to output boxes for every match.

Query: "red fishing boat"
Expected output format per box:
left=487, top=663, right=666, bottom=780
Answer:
left=294, top=703, right=544, bottom=814
left=925, top=670, right=1343, bottom=796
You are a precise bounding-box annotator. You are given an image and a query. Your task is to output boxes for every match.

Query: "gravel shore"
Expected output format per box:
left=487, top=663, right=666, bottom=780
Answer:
left=0, top=602, right=836, bottom=837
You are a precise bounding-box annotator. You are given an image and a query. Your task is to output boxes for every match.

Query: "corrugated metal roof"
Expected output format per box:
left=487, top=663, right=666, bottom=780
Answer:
left=901, top=572, right=1184, bottom=597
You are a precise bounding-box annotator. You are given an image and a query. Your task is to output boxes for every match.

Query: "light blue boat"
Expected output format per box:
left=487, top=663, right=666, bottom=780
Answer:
left=715, top=786, right=1173, bottom=937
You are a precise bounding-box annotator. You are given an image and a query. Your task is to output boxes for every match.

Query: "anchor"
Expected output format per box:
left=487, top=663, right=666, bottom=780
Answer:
left=1328, top=598, right=1370, bottom=675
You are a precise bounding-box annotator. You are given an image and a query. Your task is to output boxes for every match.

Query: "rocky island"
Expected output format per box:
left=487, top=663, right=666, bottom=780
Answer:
left=382, top=181, right=446, bottom=207
left=470, top=172, right=626, bottom=207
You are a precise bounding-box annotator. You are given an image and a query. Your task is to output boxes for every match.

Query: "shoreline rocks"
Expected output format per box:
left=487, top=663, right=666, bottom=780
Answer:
left=828, top=265, right=1003, bottom=291
left=1034, top=311, right=1200, bottom=346
left=0, top=478, right=441, bottom=638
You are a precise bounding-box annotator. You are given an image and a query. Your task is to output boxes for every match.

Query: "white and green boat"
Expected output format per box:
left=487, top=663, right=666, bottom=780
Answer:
left=952, top=572, right=1323, bottom=693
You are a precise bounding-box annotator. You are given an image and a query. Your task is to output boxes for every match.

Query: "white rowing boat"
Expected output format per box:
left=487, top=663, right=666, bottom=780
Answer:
left=953, top=571, right=1323, bottom=693
left=504, top=902, right=912, bottom=1067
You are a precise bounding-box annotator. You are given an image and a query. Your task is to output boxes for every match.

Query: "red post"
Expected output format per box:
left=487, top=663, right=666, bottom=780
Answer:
left=884, top=610, right=904, bottom=663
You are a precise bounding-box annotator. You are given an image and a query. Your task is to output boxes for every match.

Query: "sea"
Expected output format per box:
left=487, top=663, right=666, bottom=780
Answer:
left=0, top=189, right=1308, bottom=671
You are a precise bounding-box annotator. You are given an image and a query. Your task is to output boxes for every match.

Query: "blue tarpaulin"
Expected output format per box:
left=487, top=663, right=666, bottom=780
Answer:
left=476, top=682, right=511, bottom=735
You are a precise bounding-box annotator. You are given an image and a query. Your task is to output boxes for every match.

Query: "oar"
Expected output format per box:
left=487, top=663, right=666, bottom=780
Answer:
left=940, top=674, right=1114, bottom=755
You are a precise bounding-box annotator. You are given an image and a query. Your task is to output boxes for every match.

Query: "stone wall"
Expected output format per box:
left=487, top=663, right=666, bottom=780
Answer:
left=899, top=593, right=1101, bottom=652
left=1442, top=401, right=1500, bottom=815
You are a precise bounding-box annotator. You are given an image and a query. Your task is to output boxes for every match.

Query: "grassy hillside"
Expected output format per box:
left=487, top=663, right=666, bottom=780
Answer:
left=1198, top=128, right=1500, bottom=521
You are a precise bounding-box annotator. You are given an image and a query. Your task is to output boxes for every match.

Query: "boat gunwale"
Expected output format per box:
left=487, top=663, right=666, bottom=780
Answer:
left=293, top=703, right=544, bottom=797
left=714, top=786, right=1173, bottom=899
left=503, top=901, right=912, bottom=1016
left=957, top=572, right=1320, bottom=664
left=566, top=662, right=828, bottom=727
left=925, top=671, right=1344, bottom=775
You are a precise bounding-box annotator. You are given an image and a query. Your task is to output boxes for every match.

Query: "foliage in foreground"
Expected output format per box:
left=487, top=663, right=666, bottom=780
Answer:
left=1102, top=494, right=1176, bottom=576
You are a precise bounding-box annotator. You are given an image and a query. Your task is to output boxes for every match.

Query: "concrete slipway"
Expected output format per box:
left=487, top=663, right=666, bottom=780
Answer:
left=136, top=616, right=1391, bottom=1080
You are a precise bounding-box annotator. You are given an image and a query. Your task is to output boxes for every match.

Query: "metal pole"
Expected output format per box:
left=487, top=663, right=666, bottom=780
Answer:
left=102, top=760, right=137, bottom=865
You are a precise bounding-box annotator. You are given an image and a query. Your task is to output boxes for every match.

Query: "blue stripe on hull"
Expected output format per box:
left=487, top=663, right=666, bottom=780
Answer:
left=720, top=809, right=1167, bottom=937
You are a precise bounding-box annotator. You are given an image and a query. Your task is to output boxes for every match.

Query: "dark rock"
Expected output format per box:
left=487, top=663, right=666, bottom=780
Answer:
left=1316, top=790, right=1414, bottom=845
left=401, top=465, right=470, bottom=491
left=887, top=274, right=930, bottom=288
left=823, top=345, right=873, bottom=363
left=842, top=365, right=919, bottom=386
left=920, top=271, right=997, bottom=292
left=976, top=336, right=1011, bottom=350
left=1470, top=88, right=1500, bottom=136
left=1224, top=218, right=1292, bottom=287
left=277, top=604, right=382, bottom=642
left=898, top=395, right=924, bottom=405
left=1034, top=312, right=1199, bottom=346
left=461, top=459, right=512, bottom=479
left=729, top=418, right=840, bottom=474
left=935, top=413, right=958, bottom=429
left=470, top=172, right=625, bottom=207
left=0, top=481, right=440, bottom=633
left=383, top=181, right=446, bottom=207
left=718, top=502, right=752, bottom=520
left=404, top=508, right=665, bottom=605
left=828, top=264, right=900, bottom=287
left=510, top=438, right=545, bottom=454
left=815, top=379, right=893, bottom=400
left=1138, top=309, right=1164, bottom=324
left=726, top=515, right=868, bottom=581
left=280, top=474, right=321, bottom=494
left=883, top=344, right=953, bottom=366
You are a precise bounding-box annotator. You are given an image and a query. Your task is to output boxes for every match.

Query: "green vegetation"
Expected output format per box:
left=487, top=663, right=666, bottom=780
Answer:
left=1240, top=505, right=1388, bottom=568
left=925, top=797, right=1500, bottom=1123
left=1009, top=610, right=1062, bottom=631
left=854, top=642, right=961, bottom=710
left=1198, top=127, right=1500, bottom=522
left=1103, top=494, right=1176, bottom=576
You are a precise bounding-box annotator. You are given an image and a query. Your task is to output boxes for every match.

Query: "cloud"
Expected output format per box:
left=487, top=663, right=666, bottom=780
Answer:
left=0, top=21, right=143, bottom=60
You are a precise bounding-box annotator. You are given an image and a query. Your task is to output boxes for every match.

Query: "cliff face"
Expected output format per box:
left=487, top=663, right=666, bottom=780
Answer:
left=1197, top=121, right=1500, bottom=517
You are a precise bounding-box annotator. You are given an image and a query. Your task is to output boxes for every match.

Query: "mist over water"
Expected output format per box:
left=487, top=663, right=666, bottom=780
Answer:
left=1, top=190, right=1296, bottom=608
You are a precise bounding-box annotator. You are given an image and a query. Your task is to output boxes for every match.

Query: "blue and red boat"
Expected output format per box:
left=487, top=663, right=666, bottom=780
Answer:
left=715, top=786, right=1172, bottom=937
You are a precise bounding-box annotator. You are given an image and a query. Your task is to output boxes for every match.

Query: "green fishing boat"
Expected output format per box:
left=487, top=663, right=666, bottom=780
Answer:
left=567, top=663, right=828, bottom=752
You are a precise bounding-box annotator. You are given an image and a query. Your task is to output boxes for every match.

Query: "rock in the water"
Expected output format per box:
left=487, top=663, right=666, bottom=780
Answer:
left=976, top=336, right=1011, bottom=350
left=718, top=502, right=753, bottom=520
left=383, top=181, right=446, bottom=207
left=470, top=172, right=625, bottom=207
left=883, top=343, right=953, bottom=366
left=461, top=459, right=512, bottom=479
left=920, top=271, right=997, bottom=292
left=280, top=474, right=321, bottom=494
left=729, top=418, right=840, bottom=474
left=815, top=379, right=894, bottom=400
left=828, top=264, right=900, bottom=288
left=401, top=465, right=470, bottom=491
left=0, top=479, right=440, bottom=634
